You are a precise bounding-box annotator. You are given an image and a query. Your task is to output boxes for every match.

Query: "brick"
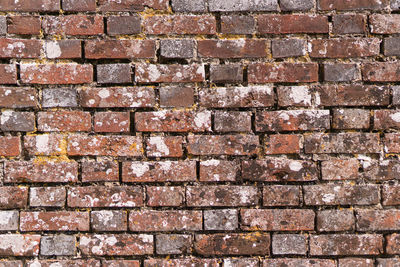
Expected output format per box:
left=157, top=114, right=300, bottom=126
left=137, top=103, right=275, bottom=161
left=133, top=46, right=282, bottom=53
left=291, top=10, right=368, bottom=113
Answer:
left=324, top=63, right=360, bottom=82
left=102, top=260, right=139, bottom=267
left=0, top=234, right=40, bottom=256
left=209, top=0, right=278, bottom=11
left=85, top=40, right=155, bottom=59
left=94, top=112, right=130, bottom=133
left=107, top=16, right=141, bottom=35
left=375, top=110, right=400, bottom=129
left=146, top=136, right=184, bottom=157
left=280, top=0, right=314, bottom=10
left=319, top=0, right=388, bottom=10
left=309, top=38, right=380, bottom=58
left=156, top=234, right=192, bottom=254
left=0, top=261, right=22, bottom=267
left=43, top=15, right=103, bottom=35
left=27, top=260, right=100, bottom=267
left=377, top=259, right=400, bottom=267
left=80, top=234, right=153, bottom=255
left=135, top=64, right=205, bottom=83
left=199, top=86, right=274, bottom=108
left=383, top=184, right=400, bottom=205
left=62, top=0, right=96, bottom=11
left=200, top=160, right=239, bottom=182
left=387, top=233, right=400, bottom=254
left=98, top=0, right=169, bottom=11
left=4, top=161, right=78, bottom=183
left=304, top=133, right=380, bottom=154
left=187, top=135, right=259, bottom=155
left=370, top=14, right=400, bottom=34
left=317, top=210, right=355, bottom=232
left=0, top=17, right=5, bottom=35
left=160, top=86, right=194, bottom=107
left=171, top=0, right=207, bottom=12
left=30, top=187, right=66, bottom=207
left=277, top=86, right=312, bottom=107
left=1, top=111, right=35, bottom=132
left=263, top=185, right=300, bottom=206
left=248, top=63, right=318, bottom=83
left=332, top=14, right=366, bottom=34
left=187, top=185, right=258, bottom=207
left=0, top=187, right=28, bottom=208
left=21, top=64, right=93, bottom=84
left=256, top=110, right=330, bottom=132
left=333, top=109, right=370, bottom=129
left=0, top=87, right=37, bottom=108
left=0, top=64, right=16, bottom=84
left=20, top=211, right=89, bottom=231
left=221, top=15, right=255, bottom=34
left=363, top=160, right=400, bottom=181
left=210, top=64, right=243, bottom=83
left=272, top=39, right=306, bottom=58
left=97, top=64, right=132, bottom=84
left=198, top=39, right=268, bottom=58
left=272, top=234, right=307, bottom=255
left=146, top=186, right=185, bottom=207
left=160, top=39, right=195, bottom=59
left=41, top=235, right=75, bottom=256
left=144, top=15, right=216, bottom=35
left=38, top=111, right=91, bottom=132
left=241, top=209, right=315, bottom=231
left=385, top=133, right=400, bottom=153
left=80, top=87, right=155, bottom=108
left=24, top=134, right=65, bottom=156
left=242, top=158, right=318, bottom=182
left=265, top=134, right=301, bottom=154
left=82, top=161, right=119, bottom=182
left=310, top=234, right=383, bottom=255
left=0, top=38, right=41, bottom=58
left=384, top=37, right=400, bottom=56
left=264, top=259, right=336, bottom=267
left=68, top=186, right=143, bottom=208
left=195, top=233, right=270, bottom=255
left=357, top=209, right=400, bottom=231
left=42, top=88, right=77, bottom=108
left=363, top=62, right=400, bottom=82
left=394, top=86, right=400, bottom=106
left=0, top=137, right=20, bottom=157
left=91, top=210, right=127, bottom=231
left=0, top=0, right=59, bottom=11
left=67, top=135, right=143, bottom=157
left=339, top=258, right=374, bottom=267
left=135, top=110, right=211, bottom=132
left=145, top=259, right=218, bottom=267
left=321, top=159, right=359, bottom=180
left=258, top=15, right=328, bottom=34
left=304, top=184, right=379, bottom=206
left=214, top=111, right=251, bottom=132
left=224, top=258, right=259, bottom=267
left=204, top=209, right=238, bottom=230
left=8, top=16, right=41, bottom=35
left=0, top=211, right=18, bottom=231
left=316, top=85, right=390, bottom=106
left=129, top=210, right=202, bottom=231
left=393, top=0, right=400, bottom=9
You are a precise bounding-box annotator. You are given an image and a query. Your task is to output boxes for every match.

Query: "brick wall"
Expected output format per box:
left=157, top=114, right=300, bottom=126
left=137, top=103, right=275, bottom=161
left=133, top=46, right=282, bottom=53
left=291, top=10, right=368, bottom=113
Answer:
left=0, top=0, right=400, bottom=266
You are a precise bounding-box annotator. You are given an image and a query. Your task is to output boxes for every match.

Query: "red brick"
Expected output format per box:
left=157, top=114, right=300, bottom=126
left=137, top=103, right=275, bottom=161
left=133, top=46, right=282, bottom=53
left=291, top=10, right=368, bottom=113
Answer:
left=242, top=158, right=318, bottom=182
left=321, top=159, right=359, bottom=180
left=264, top=259, right=336, bottom=267
left=67, top=135, right=143, bottom=157
left=333, top=109, right=370, bottom=129
left=195, top=233, right=270, bottom=256
left=20, top=64, right=93, bottom=84
left=385, top=133, right=400, bottom=153
left=91, top=210, right=127, bottom=232
left=0, top=87, right=37, bottom=108
left=122, top=161, right=196, bottom=182
left=363, top=160, right=400, bottom=181
left=370, top=14, right=400, bottom=34
left=107, top=16, right=141, bottom=35
left=85, top=40, right=155, bottom=59
left=357, top=209, right=400, bottom=231
left=68, top=186, right=143, bottom=207
left=386, top=233, right=400, bottom=254
left=80, top=234, right=153, bottom=255
left=80, top=87, right=155, bottom=108
left=221, top=15, right=255, bottom=34
left=135, top=63, right=205, bottom=83
left=98, top=0, right=168, bottom=11
left=0, top=0, right=59, bottom=11
left=0, top=235, right=40, bottom=256
left=145, top=258, right=218, bottom=267
left=129, top=210, right=202, bottom=231
left=318, top=0, right=388, bottom=10
left=62, top=0, right=96, bottom=11
left=136, top=110, right=211, bottom=132
left=257, top=14, right=328, bottom=34
left=45, top=40, right=81, bottom=59
left=214, top=111, right=251, bottom=132
left=8, top=16, right=41, bottom=35
left=0, top=261, right=23, bottom=267
left=377, top=259, right=400, bottom=267
left=363, top=62, right=400, bottom=82
left=263, top=185, right=300, bottom=206
left=24, top=134, right=65, bottom=156
left=82, top=161, right=119, bottom=182
left=383, top=184, right=400, bottom=205
left=0, top=111, right=35, bottom=132
left=143, top=15, right=216, bottom=35
left=339, top=258, right=374, bottom=267
left=27, top=260, right=100, bottom=267
left=309, top=39, right=380, bottom=58
left=304, top=184, right=379, bottom=206
left=198, top=39, right=268, bottom=58
left=0, top=186, right=28, bottom=208
left=241, top=209, right=315, bottom=231
left=102, top=260, right=139, bottom=267
left=20, top=211, right=89, bottom=231
left=146, top=186, right=185, bottom=207
left=29, top=187, right=65, bottom=207
left=0, top=38, right=41, bottom=58
left=4, top=160, right=78, bottom=183
left=43, top=15, right=103, bottom=35
left=0, top=136, right=20, bottom=157
left=38, top=111, right=91, bottom=132
left=200, top=160, right=239, bottom=182
left=156, top=234, right=192, bottom=254
left=160, top=86, right=194, bottom=107
left=317, top=209, right=355, bottom=232
left=146, top=136, right=184, bottom=157
left=224, top=258, right=259, bottom=267
left=374, top=110, right=400, bottom=130
left=248, top=63, right=318, bottom=83
left=332, top=14, right=366, bottom=34
left=187, top=135, right=259, bottom=156
left=265, top=134, right=301, bottom=154
left=94, top=112, right=130, bottom=133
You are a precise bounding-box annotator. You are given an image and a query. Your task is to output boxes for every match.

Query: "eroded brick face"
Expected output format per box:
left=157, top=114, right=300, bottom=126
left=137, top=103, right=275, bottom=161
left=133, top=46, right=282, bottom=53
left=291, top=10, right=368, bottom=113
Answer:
left=0, top=0, right=399, bottom=265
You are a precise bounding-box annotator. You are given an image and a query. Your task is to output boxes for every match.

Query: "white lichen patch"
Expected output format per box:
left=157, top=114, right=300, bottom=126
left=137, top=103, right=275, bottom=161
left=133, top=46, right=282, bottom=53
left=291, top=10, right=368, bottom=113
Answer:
left=45, top=41, right=62, bottom=58
left=129, top=162, right=150, bottom=177
left=289, top=161, right=303, bottom=172
left=390, top=112, right=400, bottom=122
left=148, top=136, right=170, bottom=156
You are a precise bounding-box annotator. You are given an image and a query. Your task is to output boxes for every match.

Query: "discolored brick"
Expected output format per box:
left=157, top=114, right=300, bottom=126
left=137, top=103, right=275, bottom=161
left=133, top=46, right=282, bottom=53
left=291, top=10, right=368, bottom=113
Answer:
left=317, top=210, right=355, bottom=232
left=214, top=111, right=251, bottom=132
left=81, top=161, right=119, bottom=182
left=258, top=14, right=328, bottom=34
left=97, top=64, right=132, bottom=84
left=156, top=234, right=192, bottom=255
left=146, top=136, right=184, bottom=157
left=209, top=0, right=278, bottom=11
left=107, top=16, right=141, bottom=35
left=200, top=160, right=239, bottom=182
left=85, top=40, right=156, bottom=59
left=171, top=0, right=207, bottom=12
left=248, top=63, right=318, bottom=83
left=263, top=185, right=300, bottom=206
left=0, top=64, right=17, bottom=84
left=332, top=14, right=366, bottom=34
left=324, top=63, right=360, bottom=82
left=0, top=211, right=18, bottom=231
left=204, top=209, right=238, bottom=230
left=45, top=40, right=81, bottom=59
left=0, top=235, right=40, bottom=256
left=1, top=111, right=35, bottom=132
left=94, top=112, right=130, bottom=133
left=40, top=235, right=76, bottom=256
left=272, top=234, right=307, bottom=255
left=187, top=135, right=259, bottom=155
left=20, top=64, right=93, bottom=84
left=272, top=39, right=306, bottom=58
left=0, top=187, right=28, bottom=209
left=332, top=109, right=370, bottom=129
left=143, top=15, right=216, bottom=35
left=198, top=39, right=268, bottom=58
left=160, top=39, right=195, bottom=59
left=356, top=209, right=400, bottom=231
left=91, top=210, right=127, bottom=232
left=265, top=134, right=301, bottom=154
left=310, top=38, right=380, bottom=58
left=221, top=15, right=255, bottom=34
left=159, top=86, right=194, bottom=107
left=146, top=186, right=185, bottom=207
left=42, top=88, right=77, bottom=108
left=20, top=211, right=89, bottom=231
left=210, top=64, right=243, bottom=83
left=135, top=64, right=205, bottom=83
left=321, top=159, right=359, bottom=180
left=30, top=187, right=66, bottom=207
